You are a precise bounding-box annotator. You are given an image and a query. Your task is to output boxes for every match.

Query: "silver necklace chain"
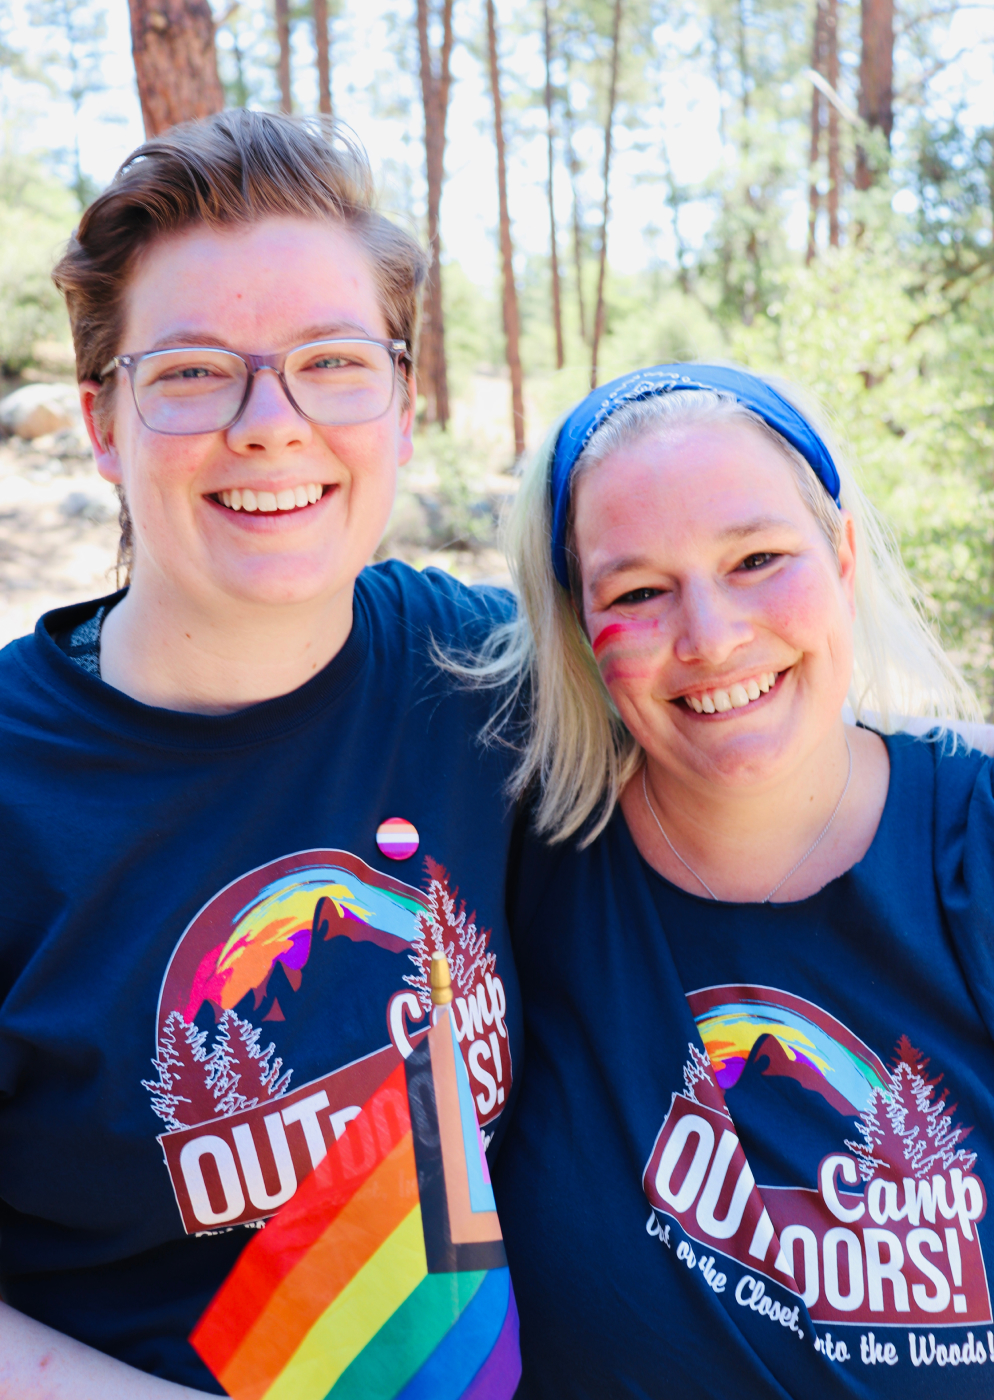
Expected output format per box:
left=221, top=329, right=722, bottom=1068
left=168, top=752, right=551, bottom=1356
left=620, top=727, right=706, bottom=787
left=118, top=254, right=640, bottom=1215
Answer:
left=641, top=734, right=853, bottom=905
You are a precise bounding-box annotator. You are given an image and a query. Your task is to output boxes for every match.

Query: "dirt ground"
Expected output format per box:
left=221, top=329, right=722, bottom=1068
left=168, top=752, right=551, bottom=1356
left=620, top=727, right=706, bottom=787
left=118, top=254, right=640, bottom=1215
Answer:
left=0, top=430, right=514, bottom=652
left=0, top=430, right=123, bottom=648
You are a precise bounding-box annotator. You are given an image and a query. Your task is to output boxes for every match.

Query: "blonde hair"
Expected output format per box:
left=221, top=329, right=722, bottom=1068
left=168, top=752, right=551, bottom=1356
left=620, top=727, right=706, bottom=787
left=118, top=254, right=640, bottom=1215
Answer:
left=465, top=375, right=982, bottom=845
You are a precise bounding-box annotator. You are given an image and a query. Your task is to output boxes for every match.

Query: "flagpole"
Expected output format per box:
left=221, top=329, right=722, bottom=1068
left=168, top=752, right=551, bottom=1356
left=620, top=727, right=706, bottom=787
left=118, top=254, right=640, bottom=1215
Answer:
left=430, top=949, right=453, bottom=1024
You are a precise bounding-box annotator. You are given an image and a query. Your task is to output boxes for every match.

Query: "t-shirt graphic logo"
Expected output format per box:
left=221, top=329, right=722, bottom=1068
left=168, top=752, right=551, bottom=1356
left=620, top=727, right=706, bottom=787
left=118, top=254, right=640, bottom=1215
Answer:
left=643, top=985, right=991, bottom=1330
left=142, top=849, right=511, bottom=1234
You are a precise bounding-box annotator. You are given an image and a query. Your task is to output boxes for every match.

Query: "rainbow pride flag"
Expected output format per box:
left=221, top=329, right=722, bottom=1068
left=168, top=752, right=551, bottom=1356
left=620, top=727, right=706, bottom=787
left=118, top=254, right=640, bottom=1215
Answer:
left=191, top=1010, right=520, bottom=1400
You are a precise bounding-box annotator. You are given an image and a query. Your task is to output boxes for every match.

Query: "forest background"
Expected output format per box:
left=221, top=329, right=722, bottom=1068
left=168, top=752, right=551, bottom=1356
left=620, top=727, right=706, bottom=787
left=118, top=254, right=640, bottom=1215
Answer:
left=0, top=0, right=993, bottom=705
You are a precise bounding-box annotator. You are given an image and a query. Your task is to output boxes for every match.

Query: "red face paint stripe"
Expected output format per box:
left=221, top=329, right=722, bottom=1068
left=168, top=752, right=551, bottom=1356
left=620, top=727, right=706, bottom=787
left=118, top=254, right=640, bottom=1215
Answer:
left=591, top=623, right=631, bottom=655
left=591, top=618, right=662, bottom=657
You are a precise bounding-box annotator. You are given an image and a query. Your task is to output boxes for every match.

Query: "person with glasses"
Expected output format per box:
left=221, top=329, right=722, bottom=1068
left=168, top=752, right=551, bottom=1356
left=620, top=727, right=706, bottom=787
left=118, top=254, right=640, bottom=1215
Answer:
left=0, top=110, right=521, bottom=1397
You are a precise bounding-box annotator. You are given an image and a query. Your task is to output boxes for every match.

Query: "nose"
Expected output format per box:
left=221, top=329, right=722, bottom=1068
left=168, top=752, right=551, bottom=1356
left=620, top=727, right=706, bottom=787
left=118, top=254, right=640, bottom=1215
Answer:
left=225, top=365, right=313, bottom=455
left=672, top=577, right=754, bottom=666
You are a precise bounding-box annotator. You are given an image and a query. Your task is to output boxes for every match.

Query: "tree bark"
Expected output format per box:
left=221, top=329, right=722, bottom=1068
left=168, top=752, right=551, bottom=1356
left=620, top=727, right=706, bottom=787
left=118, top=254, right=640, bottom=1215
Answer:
left=590, top=0, right=622, bottom=390
left=128, top=0, right=224, bottom=137
left=487, top=0, right=526, bottom=459
left=855, top=0, right=895, bottom=189
left=313, top=0, right=331, bottom=116
left=543, top=0, right=564, bottom=370
left=826, top=0, right=840, bottom=246
left=275, top=0, right=292, bottom=113
left=806, top=0, right=826, bottom=264
left=416, top=0, right=454, bottom=428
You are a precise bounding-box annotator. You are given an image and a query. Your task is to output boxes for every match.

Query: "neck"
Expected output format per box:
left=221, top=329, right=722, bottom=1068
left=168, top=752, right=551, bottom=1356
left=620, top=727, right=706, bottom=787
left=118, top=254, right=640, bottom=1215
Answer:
left=98, top=572, right=355, bottom=714
left=623, top=719, right=889, bottom=903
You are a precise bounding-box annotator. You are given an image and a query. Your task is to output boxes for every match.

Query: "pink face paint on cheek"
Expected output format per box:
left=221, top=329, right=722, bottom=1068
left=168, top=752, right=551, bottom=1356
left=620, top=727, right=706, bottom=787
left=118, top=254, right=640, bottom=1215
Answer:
left=590, top=616, right=664, bottom=688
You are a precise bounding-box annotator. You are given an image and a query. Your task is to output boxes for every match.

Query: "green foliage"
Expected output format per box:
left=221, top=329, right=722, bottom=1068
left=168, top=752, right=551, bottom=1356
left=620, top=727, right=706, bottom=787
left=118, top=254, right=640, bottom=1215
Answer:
left=0, top=142, right=76, bottom=373
left=527, top=269, right=724, bottom=421
left=440, top=263, right=502, bottom=396
left=412, top=423, right=500, bottom=547
left=906, top=112, right=994, bottom=277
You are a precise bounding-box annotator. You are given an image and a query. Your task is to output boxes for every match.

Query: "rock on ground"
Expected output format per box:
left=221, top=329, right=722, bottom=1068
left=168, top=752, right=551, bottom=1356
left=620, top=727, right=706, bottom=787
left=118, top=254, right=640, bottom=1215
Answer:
left=0, top=383, right=82, bottom=440
left=0, top=437, right=121, bottom=649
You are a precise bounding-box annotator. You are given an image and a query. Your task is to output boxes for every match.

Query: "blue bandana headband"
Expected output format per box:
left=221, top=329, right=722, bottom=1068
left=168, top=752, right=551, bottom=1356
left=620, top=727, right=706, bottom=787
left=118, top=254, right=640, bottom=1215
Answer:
left=549, top=363, right=841, bottom=589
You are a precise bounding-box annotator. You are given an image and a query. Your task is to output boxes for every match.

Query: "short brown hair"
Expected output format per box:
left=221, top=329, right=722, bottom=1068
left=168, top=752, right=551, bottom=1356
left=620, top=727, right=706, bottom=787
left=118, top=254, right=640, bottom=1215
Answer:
left=53, top=109, right=428, bottom=576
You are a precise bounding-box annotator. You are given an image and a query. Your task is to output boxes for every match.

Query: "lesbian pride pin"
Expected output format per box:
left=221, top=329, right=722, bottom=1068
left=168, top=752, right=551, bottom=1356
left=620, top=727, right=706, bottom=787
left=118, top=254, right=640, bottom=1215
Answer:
left=375, top=816, right=420, bottom=861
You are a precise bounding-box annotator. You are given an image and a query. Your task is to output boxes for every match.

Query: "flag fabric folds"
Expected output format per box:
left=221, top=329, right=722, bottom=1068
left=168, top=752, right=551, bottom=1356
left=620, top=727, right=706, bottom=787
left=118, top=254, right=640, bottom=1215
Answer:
left=190, top=1010, right=521, bottom=1400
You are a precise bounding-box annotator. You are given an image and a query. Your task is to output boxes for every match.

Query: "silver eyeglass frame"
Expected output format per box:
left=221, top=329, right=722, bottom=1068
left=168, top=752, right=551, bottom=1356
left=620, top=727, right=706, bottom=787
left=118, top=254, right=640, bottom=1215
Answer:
left=99, top=337, right=411, bottom=436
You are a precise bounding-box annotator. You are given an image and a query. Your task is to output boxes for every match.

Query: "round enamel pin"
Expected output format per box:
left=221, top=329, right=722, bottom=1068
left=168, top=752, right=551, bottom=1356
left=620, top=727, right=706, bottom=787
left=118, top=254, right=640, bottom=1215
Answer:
left=376, top=817, right=419, bottom=861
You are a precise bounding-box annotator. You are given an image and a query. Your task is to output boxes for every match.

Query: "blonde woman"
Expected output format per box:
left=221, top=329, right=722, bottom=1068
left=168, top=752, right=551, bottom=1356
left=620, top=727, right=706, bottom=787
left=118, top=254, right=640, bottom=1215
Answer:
left=486, top=364, right=994, bottom=1398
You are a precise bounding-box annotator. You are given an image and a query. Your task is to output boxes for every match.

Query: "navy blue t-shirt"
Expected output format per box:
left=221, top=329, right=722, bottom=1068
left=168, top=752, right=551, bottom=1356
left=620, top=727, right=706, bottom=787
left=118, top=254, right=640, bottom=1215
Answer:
left=495, top=732, right=994, bottom=1397
left=0, top=561, right=522, bottom=1392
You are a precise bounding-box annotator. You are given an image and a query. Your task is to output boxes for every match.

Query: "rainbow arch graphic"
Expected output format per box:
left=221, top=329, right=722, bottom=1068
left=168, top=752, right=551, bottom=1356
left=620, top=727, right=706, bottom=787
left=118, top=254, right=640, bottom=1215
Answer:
left=157, top=849, right=429, bottom=1035
left=687, top=983, right=891, bottom=1115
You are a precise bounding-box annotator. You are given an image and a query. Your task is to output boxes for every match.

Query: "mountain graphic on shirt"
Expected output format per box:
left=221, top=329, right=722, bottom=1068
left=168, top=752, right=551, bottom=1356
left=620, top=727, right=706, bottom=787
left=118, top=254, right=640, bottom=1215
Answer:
left=736, top=1031, right=858, bottom=1118
left=143, top=850, right=510, bottom=1129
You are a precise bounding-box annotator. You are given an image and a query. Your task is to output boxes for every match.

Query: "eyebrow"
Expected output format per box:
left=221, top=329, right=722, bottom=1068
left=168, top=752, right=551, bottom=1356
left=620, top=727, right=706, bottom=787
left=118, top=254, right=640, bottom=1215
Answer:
left=718, top=514, right=796, bottom=540
left=588, top=555, right=657, bottom=592
left=147, top=321, right=376, bottom=352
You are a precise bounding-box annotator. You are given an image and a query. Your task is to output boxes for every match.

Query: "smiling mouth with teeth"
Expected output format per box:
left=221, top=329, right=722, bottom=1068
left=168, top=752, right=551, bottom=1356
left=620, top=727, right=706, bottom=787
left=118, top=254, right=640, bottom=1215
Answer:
left=214, top=483, right=326, bottom=513
left=681, top=671, right=779, bottom=714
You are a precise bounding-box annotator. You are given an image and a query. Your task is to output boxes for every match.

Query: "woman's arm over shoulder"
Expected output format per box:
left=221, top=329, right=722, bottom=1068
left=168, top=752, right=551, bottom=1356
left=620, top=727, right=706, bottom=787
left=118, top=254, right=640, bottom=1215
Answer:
left=0, top=1303, right=214, bottom=1400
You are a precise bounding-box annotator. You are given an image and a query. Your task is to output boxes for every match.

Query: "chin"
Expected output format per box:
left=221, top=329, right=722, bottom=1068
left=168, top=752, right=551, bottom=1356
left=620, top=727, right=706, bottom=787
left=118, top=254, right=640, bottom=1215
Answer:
left=219, top=558, right=354, bottom=607
left=683, top=728, right=795, bottom=786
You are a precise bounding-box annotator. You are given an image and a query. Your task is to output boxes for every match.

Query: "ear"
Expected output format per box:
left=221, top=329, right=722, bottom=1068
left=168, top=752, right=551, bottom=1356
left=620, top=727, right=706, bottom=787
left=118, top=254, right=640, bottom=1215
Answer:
left=837, top=510, right=857, bottom=618
left=397, top=369, right=416, bottom=467
left=80, top=381, right=123, bottom=486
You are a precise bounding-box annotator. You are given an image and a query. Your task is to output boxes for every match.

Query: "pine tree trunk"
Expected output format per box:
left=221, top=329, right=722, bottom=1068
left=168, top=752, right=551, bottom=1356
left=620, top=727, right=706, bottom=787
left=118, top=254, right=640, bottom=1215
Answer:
left=826, top=0, right=840, bottom=246
left=806, top=0, right=826, bottom=264
left=416, top=0, right=454, bottom=428
left=590, top=0, right=622, bottom=390
left=487, top=0, right=526, bottom=459
left=313, top=0, right=332, bottom=116
left=128, top=0, right=224, bottom=137
left=544, top=0, right=564, bottom=370
left=855, top=0, right=895, bottom=189
left=275, top=0, right=292, bottom=112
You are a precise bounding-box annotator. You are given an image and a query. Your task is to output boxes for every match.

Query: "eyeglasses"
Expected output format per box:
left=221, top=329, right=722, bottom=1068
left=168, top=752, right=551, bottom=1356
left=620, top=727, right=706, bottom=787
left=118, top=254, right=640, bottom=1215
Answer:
left=100, top=337, right=409, bottom=436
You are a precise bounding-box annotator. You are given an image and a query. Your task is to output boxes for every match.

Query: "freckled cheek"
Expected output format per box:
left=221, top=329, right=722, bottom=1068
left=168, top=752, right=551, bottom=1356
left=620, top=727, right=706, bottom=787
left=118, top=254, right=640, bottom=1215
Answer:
left=129, top=440, right=216, bottom=509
